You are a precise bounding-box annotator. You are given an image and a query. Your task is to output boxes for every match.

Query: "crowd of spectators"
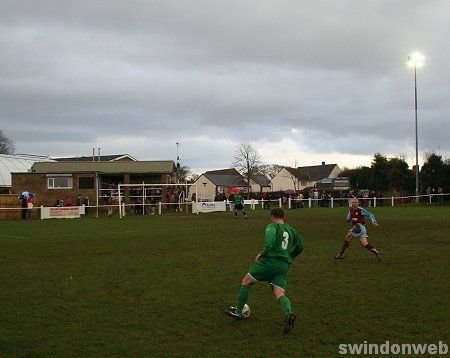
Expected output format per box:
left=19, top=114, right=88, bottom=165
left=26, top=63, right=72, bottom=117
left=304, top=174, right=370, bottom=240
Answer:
left=426, top=186, right=444, bottom=205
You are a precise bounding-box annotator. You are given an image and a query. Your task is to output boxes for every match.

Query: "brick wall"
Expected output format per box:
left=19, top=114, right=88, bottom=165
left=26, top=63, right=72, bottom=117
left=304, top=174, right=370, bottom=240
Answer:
left=11, top=173, right=97, bottom=207
left=11, top=172, right=172, bottom=207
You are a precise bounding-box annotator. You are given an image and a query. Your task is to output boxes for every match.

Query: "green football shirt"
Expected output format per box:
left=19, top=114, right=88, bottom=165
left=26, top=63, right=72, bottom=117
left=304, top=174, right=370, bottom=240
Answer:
left=260, top=223, right=303, bottom=264
left=233, top=194, right=244, bottom=205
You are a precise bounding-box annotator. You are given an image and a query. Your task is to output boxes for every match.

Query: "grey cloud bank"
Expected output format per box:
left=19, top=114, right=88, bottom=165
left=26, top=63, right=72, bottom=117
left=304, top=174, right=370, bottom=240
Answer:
left=1, top=0, right=449, bottom=172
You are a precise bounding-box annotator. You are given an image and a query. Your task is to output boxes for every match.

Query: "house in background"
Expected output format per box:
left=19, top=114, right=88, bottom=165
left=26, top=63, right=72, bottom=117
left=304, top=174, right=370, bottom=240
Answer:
left=190, top=169, right=271, bottom=200
left=0, top=154, right=54, bottom=193
left=250, top=174, right=271, bottom=193
left=271, top=162, right=342, bottom=191
left=190, top=168, right=247, bottom=201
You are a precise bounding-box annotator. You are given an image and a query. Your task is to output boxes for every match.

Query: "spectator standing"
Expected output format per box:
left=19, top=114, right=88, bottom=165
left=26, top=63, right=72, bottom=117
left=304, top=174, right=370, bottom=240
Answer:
left=26, top=197, right=33, bottom=220
left=369, top=191, right=376, bottom=207
left=107, top=195, right=113, bottom=218
left=298, top=192, right=304, bottom=208
left=426, top=186, right=431, bottom=204
left=83, top=195, right=89, bottom=218
left=21, top=197, right=27, bottom=220
left=313, top=189, right=319, bottom=208
left=347, top=190, right=354, bottom=207
left=321, top=191, right=328, bottom=207
left=437, top=187, right=443, bottom=204
left=361, top=192, right=368, bottom=207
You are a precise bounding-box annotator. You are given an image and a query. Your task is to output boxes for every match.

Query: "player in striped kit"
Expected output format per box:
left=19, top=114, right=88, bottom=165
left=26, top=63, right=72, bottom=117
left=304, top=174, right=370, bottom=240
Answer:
left=334, top=198, right=382, bottom=261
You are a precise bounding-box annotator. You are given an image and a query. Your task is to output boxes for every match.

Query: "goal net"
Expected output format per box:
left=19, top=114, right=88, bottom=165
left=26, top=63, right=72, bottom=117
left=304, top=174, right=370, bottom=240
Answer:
left=117, top=183, right=198, bottom=218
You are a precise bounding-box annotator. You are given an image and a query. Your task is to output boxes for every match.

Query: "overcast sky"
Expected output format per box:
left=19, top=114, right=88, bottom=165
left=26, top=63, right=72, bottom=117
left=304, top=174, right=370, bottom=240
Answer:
left=1, top=0, right=449, bottom=173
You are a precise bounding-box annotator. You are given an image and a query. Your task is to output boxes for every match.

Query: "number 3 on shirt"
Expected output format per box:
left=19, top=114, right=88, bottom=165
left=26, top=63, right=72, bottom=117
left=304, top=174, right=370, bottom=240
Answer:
left=281, top=231, right=289, bottom=249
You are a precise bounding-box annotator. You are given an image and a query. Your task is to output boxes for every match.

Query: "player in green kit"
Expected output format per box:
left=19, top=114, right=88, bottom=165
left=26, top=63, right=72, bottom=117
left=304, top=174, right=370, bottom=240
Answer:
left=233, top=192, right=248, bottom=219
left=225, top=208, right=303, bottom=333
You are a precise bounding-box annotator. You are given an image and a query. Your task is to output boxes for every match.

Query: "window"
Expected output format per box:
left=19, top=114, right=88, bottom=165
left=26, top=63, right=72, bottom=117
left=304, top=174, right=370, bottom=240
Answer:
left=300, top=180, right=307, bottom=186
left=47, top=176, right=73, bottom=189
left=79, top=177, right=94, bottom=189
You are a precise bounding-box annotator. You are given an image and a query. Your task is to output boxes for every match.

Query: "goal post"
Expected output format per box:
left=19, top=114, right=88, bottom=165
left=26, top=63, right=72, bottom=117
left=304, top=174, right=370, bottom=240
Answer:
left=117, top=183, right=198, bottom=218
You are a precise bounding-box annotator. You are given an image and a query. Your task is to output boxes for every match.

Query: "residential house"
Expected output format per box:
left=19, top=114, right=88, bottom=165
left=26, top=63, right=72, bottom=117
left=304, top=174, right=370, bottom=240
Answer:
left=250, top=174, right=271, bottom=193
left=190, top=168, right=248, bottom=201
left=271, top=162, right=342, bottom=191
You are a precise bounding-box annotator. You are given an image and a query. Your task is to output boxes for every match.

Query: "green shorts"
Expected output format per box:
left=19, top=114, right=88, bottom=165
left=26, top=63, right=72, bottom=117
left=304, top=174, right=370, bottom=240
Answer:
left=248, top=257, right=290, bottom=291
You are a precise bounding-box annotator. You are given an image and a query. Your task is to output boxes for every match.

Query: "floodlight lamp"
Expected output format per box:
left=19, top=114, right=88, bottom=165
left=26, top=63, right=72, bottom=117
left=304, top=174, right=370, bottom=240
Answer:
left=407, top=52, right=425, bottom=68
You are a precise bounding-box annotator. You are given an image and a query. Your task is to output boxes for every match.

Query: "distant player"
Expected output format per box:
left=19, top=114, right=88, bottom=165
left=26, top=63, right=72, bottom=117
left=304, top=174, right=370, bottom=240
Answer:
left=233, top=192, right=248, bottom=219
left=225, top=208, right=304, bottom=333
left=334, top=198, right=382, bottom=261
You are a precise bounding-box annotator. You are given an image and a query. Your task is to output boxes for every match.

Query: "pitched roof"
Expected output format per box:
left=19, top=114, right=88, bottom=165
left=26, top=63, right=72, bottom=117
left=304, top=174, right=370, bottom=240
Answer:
left=0, top=154, right=54, bottom=187
left=285, top=164, right=340, bottom=181
left=53, top=154, right=136, bottom=162
left=202, top=168, right=247, bottom=187
left=252, top=174, right=271, bottom=187
left=26, top=161, right=175, bottom=174
left=204, top=168, right=241, bottom=176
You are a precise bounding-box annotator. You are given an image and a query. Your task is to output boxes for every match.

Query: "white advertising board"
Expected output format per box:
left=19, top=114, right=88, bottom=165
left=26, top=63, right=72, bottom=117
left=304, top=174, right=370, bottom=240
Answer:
left=192, top=201, right=226, bottom=213
left=41, top=206, right=85, bottom=219
left=244, top=200, right=259, bottom=205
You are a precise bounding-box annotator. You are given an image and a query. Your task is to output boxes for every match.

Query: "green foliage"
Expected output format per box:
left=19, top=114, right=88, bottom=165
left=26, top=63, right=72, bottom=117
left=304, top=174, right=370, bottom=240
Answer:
left=0, top=208, right=449, bottom=356
left=420, top=153, right=450, bottom=191
left=347, top=166, right=372, bottom=189
left=386, top=157, right=415, bottom=193
left=344, top=153, right=417, bottom=194
left=371, top=153, right=391, bottom=192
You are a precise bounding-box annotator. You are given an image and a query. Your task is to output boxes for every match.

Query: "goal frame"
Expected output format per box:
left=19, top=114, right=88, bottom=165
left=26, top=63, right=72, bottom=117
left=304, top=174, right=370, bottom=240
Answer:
left=117, top=183, right=198, bottom=218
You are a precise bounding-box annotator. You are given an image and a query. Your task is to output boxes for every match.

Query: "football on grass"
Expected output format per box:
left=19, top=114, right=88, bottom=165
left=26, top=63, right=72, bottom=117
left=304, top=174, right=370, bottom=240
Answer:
left=242, top=304, right=250, bottom=318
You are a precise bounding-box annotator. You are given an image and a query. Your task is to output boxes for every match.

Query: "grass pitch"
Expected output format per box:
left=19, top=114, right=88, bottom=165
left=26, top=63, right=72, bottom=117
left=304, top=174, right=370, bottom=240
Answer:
left=1, top=206, right=449, bottom=356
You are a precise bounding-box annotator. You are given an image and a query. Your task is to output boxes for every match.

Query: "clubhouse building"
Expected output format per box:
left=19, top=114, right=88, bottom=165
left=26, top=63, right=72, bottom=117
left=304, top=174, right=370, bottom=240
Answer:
left=11, top=160, right=177, bottom=207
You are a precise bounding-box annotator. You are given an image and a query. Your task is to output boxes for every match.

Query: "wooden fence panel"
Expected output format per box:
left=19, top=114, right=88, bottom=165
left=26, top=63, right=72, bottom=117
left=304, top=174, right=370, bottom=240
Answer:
left=0, top=195, right=40, bottom=221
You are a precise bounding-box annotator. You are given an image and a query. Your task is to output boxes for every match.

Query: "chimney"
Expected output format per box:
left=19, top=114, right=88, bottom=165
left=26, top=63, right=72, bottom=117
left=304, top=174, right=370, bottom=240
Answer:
left=322, top=161, right=325, bottom=166
left=98, top=148, right=101, bottom=162
left=93, top=148, right=95, bottom=162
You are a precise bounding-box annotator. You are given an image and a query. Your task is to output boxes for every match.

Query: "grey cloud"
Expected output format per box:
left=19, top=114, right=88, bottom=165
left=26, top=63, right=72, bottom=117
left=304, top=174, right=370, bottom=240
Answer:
left=1, top=0, right=449, bottom=168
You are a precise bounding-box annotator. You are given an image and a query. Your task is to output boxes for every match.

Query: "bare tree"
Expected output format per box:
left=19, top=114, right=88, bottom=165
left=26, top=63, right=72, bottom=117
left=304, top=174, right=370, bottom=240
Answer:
left=189, top=173, right=200, bottom=182
left=233, top=143, right=262, bottom=198
left=0, top=130, right=15, bottom=154
left=175, top=165, right=191, bottom=183
left=260, top=163, right=284, bottom=179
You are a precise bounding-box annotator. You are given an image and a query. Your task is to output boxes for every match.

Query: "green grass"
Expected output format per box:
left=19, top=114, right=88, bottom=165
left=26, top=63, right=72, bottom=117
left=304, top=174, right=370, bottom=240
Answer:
left=1, top=206, right=449, bottom=356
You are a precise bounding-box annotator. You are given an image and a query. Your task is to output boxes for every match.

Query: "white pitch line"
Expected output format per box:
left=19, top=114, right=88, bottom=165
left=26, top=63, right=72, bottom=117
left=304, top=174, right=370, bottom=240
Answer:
left=0, top=234, right=28, bottom=239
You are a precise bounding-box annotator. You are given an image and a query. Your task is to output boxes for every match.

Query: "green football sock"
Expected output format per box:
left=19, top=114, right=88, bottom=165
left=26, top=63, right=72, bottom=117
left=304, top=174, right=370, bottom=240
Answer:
left=278, top=295, right=292, bottom=316
left=236, top=285, right=250, bottom=315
